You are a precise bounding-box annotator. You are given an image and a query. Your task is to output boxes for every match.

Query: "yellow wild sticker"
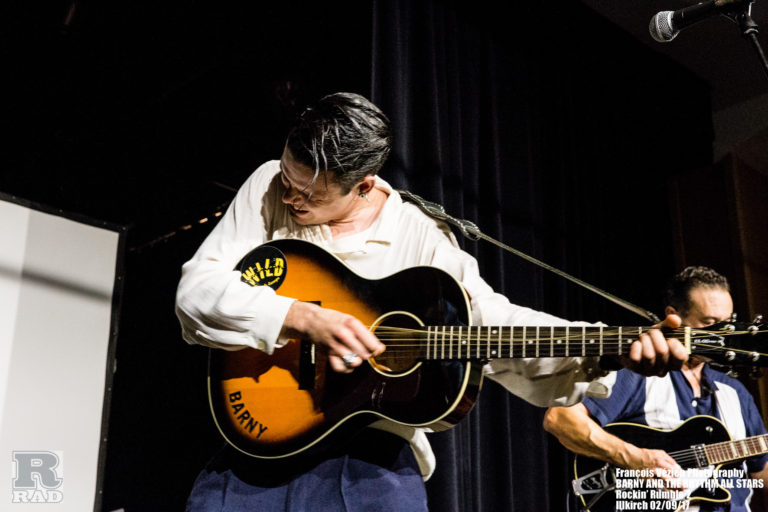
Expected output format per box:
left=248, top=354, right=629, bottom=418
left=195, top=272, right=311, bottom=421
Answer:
left=238, top=245, right=288, bottom=290
left=242, top=257, right=285, bottom=287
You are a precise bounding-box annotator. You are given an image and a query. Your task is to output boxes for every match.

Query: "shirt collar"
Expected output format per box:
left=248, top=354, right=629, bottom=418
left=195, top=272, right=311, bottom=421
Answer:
left=363, top=175, right=400, bottom=246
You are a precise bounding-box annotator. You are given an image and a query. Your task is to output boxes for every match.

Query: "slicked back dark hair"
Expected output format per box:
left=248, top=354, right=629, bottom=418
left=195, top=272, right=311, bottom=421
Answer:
left=664, top=266, right=730, bottom=315
left=285, top=92, right=391, bottom=195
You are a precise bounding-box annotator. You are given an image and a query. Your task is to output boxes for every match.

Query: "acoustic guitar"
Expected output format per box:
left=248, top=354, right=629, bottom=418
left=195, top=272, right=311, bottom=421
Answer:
left=207, top=239, right=768, bottom=459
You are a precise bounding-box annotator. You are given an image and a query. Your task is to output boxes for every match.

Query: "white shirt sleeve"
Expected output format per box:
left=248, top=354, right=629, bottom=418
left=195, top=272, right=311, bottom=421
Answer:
left=427, top=227, right=612, bottom=407
left=174, top=161, right=296, bottom=353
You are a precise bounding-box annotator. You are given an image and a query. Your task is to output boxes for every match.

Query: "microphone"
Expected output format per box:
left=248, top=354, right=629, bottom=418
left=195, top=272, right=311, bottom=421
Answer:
left=649, top=0, right=752, bottom=42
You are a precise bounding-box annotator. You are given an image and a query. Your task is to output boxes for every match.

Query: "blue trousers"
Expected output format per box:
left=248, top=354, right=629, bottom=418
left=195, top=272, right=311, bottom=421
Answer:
left=187, top=429, right=428, bottom=511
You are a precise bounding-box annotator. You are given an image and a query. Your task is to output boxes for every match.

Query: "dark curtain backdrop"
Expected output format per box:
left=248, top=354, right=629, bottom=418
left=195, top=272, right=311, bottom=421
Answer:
left=370, top=1, right=712, bottom=510
left=1, top=2, right=713, bottom=510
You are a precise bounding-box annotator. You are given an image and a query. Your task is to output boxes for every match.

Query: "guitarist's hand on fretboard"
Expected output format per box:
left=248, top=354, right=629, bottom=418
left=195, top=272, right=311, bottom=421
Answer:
left=282, top=300, right=386, bottom=373
left=620, top=314, right=687, bottom=377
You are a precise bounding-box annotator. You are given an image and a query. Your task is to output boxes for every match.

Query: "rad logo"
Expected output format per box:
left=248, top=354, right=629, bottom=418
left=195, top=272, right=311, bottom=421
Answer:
left=11, top=451, right=63, bottom=503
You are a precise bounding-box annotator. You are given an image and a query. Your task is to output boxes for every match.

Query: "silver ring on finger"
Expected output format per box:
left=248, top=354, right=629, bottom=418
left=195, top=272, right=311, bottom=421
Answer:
left=342, top=352, right=360, bottom=368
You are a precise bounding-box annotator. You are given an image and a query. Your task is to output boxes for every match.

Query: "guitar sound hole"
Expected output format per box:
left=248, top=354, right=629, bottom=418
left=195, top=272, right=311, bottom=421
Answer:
left=370, top=312, right=423, bottom=374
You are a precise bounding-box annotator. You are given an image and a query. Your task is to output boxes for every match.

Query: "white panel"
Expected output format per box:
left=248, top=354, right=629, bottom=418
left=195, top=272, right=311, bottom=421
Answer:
left=0, top=201, right=120, bottom=511
left=0, top=201, right=31, bottom=431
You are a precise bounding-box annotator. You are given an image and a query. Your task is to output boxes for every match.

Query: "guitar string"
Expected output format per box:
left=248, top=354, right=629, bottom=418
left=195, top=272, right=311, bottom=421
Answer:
left=366, top=327, right=768, bottom=352
left=360, top=347, right=768, bottom=363
left=697, top=435, right=768, bottom=464
left=664, top=434, right=768, bottom=466
left=368, top=327, right=768, bottom=341
left=370, top=326, right=766, bottom=337
left=583, top=435, right=768, bottom=469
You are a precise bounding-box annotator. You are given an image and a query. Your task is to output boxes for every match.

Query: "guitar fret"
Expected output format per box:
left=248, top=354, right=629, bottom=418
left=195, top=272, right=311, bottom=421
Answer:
left=426, top=326, right=432, bottom=359
left=466, top=327, right=471, bottom=357
left=535, top=327, right=540, bottom=358
left=476, top=325, right=482, bottom=359
left=521, top=327, right=526, bottom=358
left=496, top=327, right=501, bottom=359
left=618, top=326, right=623, bottom=356
left=746, top=438, right=756, bottom=455
left=565, top=327, right=569, bottom=357
left=581, top=326, right=586, bottom=357
left=486, top=326, right=492, bottom=359
left=736, top=440, right=746, bottom=458
left=550, top=326, right=555, bottom=357
left=599, top=327, right=604, bottom=356
left=447, top=326, right=453, bottom=360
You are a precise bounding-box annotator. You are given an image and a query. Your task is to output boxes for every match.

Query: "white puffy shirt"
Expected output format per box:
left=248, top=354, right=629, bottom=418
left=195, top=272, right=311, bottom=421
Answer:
left=175, top=160, right=613, bottom=479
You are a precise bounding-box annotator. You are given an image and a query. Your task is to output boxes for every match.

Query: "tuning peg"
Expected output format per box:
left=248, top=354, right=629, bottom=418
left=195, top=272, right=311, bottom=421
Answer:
left=752, top=314, right=763, bottom=324
left=731, top=313, right=738, bottom=322
left=727, top=369, right=740, bottom=378
left=750, top=367, right=764, bottom=379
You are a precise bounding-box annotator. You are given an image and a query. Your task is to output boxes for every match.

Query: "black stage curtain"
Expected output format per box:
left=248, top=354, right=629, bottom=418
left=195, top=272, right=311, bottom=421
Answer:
left=10, top=1, right=711, bottom=509
left=371, top=1, right=712, bottom=510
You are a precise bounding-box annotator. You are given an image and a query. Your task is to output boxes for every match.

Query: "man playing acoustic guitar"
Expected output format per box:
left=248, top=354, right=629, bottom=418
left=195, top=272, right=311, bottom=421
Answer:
left=544, top=267, right=768, bottom=512
left=176, top=92, right=688, bottom=510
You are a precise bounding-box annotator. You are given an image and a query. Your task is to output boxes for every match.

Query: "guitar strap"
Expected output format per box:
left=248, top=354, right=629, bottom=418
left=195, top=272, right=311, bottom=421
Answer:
left=398, top=189, right=661, bottom=323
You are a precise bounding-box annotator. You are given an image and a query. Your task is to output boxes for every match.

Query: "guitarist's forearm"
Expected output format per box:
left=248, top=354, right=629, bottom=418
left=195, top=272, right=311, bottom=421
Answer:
left=544, top=403, right=629, bottom=465
left=543, top=404, right=676, bottom=470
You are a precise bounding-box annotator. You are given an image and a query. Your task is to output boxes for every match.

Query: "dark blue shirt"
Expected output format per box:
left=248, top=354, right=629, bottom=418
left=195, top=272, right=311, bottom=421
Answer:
left=583, top=365, right=768, bottom=512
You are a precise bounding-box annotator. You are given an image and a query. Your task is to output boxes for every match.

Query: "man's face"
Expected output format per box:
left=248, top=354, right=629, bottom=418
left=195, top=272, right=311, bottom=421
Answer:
left=679, top=286, right=733, bottom=328
left=278, top=147, right=358, bottom=226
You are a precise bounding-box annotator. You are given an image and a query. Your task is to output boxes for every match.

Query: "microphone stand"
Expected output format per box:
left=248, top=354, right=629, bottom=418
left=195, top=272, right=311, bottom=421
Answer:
left=731, top=1, right=768, bottom=80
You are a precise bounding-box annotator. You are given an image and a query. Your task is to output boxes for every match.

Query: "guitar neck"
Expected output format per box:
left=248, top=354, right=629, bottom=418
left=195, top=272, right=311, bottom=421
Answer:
left=419, top=325, right=688, bottom=360
left=697, top=433, right=768, bottom=466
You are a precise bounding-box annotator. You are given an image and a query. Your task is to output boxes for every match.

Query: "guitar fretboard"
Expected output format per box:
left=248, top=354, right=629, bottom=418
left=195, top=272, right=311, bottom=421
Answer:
left=704, top=434, right=768, bottom=465
left=422, top=325, right=660, bottom=360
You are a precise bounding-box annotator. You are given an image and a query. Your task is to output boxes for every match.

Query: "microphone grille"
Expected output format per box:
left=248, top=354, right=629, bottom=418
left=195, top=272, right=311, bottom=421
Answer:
left=649, top=11, right=677, bottom=42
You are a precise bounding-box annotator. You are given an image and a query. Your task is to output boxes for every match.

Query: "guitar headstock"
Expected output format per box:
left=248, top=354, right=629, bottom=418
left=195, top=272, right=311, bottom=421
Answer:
left=687, top=317, right=768, bottom=368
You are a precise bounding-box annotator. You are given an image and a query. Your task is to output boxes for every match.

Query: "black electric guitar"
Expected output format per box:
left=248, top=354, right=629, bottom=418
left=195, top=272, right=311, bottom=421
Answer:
left=572, top=415, right=768, bottom=512
left=208, top=239, right=768, bottom=459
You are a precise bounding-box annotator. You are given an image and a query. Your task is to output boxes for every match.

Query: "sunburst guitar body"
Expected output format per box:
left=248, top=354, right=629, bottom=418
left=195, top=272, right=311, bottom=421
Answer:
left=207, top=238, right=481, bottom=459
